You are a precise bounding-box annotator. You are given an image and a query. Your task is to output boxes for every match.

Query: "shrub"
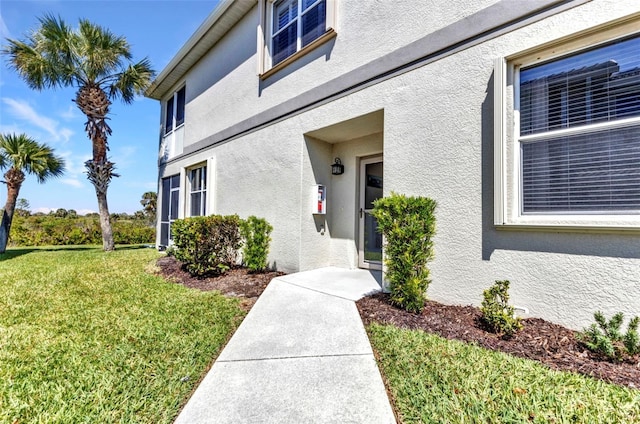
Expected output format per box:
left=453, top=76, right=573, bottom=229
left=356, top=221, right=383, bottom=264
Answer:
left=7, top=215, right=154, bottom=246
left=240, top=216, right=273, bottom=272
left=579, top=312, right=640, bottom=361
left=372, top=192, right=436, bottom=313
left=480, top=280, right=522, bottom=337
left=171, top=215, right=241, bottom=277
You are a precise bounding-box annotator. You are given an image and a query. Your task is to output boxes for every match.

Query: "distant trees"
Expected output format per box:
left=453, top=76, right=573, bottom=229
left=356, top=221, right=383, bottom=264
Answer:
left=15, top=198, right=30, bottom=217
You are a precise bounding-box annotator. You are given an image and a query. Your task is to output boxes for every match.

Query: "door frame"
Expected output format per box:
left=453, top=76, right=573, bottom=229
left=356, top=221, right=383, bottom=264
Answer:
left=358, top=155, right=383, bottom=270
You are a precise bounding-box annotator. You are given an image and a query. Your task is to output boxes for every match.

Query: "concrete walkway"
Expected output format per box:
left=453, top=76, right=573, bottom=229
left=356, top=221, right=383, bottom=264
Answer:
left=174, top=267, right=396, bottom=423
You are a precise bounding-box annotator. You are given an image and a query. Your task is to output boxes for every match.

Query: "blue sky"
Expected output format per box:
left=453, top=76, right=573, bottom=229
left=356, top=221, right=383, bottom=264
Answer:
left=0, top=0, right=219, bottom=214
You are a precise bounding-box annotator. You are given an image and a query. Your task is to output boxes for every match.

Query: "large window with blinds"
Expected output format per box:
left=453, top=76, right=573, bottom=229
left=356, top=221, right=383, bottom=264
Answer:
left=517, top=34, right=640, bottom=214
left=270, top=0, right=326, bottom=66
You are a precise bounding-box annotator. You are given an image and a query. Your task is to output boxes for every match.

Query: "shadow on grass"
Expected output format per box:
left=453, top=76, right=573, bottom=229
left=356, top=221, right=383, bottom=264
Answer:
left=0, top=244, right=155, bottom=261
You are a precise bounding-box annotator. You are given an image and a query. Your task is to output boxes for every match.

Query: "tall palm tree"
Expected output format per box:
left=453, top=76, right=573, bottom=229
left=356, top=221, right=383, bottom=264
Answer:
left=3, top=15, right=155, bottom=251
left=0, top=133, right=65, bottom=253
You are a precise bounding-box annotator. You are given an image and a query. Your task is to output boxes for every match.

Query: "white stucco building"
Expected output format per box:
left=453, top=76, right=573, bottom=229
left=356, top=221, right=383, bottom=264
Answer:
left=146, top=0, right=640, bottom=329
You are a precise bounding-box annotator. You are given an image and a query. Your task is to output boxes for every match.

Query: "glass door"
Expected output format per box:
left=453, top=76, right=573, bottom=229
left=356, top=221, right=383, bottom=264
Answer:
left=359, top=157, right=383, bottom=269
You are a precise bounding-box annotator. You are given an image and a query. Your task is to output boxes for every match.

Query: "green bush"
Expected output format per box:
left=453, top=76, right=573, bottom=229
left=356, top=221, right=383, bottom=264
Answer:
left=579, top=312, right=640, bottom=361
left=240, top=216, right=273, bottom=272
left=171, top=215, right=241, bottom=277
left=480, top=280, right=522, bottom=337
left=372, top=192, right=437, bottom=313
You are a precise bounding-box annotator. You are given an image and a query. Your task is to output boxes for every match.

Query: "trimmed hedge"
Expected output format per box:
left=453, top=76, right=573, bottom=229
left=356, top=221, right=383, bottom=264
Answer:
left=171, top=215, right=242, bottom=277
left=372, top=192, right=437, bottom=313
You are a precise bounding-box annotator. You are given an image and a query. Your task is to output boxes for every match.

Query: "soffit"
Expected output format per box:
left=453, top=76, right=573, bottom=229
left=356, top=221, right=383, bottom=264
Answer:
left=145, top=0, right=257, bottom=100
left=305, top=110, right=384, bottom=143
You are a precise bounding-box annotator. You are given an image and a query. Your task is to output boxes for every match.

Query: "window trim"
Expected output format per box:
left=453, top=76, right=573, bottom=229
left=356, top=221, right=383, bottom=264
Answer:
left=257, top=0, right=336, bottom=78
left=164, top=85, right=186, bottom=135
left=159, top=174, right=181, bottom=247
left=187, top=164, right=207, bottom=217
left=494, top=13, right=640, bottom=232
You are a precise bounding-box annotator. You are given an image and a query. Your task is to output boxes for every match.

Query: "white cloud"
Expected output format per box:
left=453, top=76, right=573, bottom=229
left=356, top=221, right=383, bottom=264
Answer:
left=0, top=123, right=23, bottom=135
left=2, top=97, right=74, bottom=143
left=59, top=105, right=80, bottom=121
left=78, top=209, right=97, bottom=216
left=111, top=145, right=137, bottom=169
left=34, top=207, right=54, bottom=214
left=61, top=178, right=84, bottom=188
left=0, top=13, right=11, bottom=40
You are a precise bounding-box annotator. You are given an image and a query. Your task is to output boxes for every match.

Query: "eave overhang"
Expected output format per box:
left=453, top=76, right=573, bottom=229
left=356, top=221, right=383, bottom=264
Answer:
left=145, top=0, right=257, bottom=100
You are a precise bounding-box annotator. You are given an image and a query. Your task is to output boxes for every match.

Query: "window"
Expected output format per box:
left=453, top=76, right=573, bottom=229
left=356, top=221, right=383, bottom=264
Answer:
left=189, top=165, right=207, bottom=217
left=259, top=0, right=335, bottom=75
left=271, top=0, right=326, bottom=65
left=518, top=35, right=640, bottom=214
left=164, top=86, right=186, bottom=135
left=159, top=175, right=180, bottom=247
left=495, top=22, right=640, bottom=230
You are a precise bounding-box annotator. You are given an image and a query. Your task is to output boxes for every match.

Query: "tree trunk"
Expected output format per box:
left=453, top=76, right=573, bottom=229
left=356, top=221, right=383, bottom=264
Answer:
left=85, top=160, right=117, bottom=251
left=0, top=172, right=23, bottom=254
left=96, top=188, right=114, bottom=251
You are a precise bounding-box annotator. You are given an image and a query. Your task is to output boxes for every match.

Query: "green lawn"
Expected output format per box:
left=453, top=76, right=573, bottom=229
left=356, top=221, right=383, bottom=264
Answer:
left=367, top=323, right=640, bottom=424
left=0, top=246, right=245, bottom=423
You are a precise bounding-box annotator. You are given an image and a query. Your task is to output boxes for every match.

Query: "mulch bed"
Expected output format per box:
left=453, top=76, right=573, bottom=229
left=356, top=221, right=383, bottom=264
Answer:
left=155, top=256, right=284, bottom=311
left=155, top=256, right=639, bottom=389
left=357, top=293, right=640, bottom=389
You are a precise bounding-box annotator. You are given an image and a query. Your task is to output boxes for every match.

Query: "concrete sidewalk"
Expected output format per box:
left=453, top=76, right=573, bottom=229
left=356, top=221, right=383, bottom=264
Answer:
left=174, top=267, right=396, bottom=423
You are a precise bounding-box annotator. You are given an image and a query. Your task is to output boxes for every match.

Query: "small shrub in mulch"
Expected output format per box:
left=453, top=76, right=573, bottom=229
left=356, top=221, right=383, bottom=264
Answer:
left=357, top=293, right=640, bottom=389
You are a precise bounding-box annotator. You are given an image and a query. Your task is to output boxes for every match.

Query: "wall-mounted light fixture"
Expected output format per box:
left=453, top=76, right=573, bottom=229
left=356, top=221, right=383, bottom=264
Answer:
left=331, top=157, right=344, bottom=175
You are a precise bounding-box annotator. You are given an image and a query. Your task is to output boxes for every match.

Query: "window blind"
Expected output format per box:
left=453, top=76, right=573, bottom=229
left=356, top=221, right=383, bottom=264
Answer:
left=522, top=125, right=640, bottom=212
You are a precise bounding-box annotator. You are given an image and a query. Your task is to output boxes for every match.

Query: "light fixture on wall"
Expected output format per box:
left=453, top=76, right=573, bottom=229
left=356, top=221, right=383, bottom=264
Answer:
left=331, top=158, right=344, bottom=175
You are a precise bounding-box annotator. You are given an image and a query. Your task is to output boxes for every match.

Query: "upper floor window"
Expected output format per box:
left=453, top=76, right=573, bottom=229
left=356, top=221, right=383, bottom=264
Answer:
left=517, top=35, right=640, bottom=214
left=189, top=165, right=207, bottom=217
left=271, top=0, right=326, bottom=65
left=259, top=0, right=335, bottom=76
left=164, top=86, right=186, bottom=135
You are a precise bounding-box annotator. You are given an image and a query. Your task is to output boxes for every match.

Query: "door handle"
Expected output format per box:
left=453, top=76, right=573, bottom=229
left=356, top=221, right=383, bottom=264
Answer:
left=360, top=208, right=363, bottom=218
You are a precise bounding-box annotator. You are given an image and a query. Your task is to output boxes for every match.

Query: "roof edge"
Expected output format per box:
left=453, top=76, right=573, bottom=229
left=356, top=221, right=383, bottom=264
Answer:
left=145, top=0, right=237, bottom=100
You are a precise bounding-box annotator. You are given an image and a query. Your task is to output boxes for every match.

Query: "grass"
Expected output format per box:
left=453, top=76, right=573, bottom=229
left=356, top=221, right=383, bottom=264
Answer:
left=367, top=323, right=640, bottom=424
left=0, top=246, right=245, bottom=423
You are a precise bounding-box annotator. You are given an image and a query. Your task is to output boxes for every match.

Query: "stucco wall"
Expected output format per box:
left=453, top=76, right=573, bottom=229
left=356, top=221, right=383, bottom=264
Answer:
left=181, top=0, right=499, bottom=146
left=158, top=0, right=640, bottom=329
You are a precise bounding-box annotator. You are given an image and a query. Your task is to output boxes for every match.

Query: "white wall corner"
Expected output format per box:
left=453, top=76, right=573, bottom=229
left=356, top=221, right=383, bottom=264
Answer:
left=178, top=167, right=187, bottom=220
left=207, top=156, right=216, bottom=215
left=493, top=57, right=507, bottom=226
left=256, top=0, right=265, bottom=75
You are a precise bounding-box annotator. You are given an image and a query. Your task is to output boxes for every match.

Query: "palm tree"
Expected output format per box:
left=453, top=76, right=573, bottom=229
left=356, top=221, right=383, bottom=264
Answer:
left=3, top=15, right=155, bottom=251
left=0, top=133, right=65, bottom=253
left=140, top=191, right=157, bottom=225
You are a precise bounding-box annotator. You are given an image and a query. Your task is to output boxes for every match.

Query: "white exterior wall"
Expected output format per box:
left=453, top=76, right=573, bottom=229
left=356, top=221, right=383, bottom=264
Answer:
left=182, top=0, right=498, bottom=145
left=156, top=0, right=640, bottom=329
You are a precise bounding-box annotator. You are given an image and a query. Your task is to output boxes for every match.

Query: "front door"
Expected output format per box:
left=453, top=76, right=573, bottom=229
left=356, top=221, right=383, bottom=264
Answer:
left=358, top=156, right=383, bottom=269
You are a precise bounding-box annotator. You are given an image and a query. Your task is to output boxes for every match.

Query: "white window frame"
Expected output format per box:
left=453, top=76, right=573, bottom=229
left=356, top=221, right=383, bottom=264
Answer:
left=187, top=164, right=207, bottom=217
left=257, top=0, right=336, bottom=77
left=494, top=15, right=640, bottom=232
left=159, top=174, right=181, bottom=247
left=164, top=86, right=186, bottom=135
